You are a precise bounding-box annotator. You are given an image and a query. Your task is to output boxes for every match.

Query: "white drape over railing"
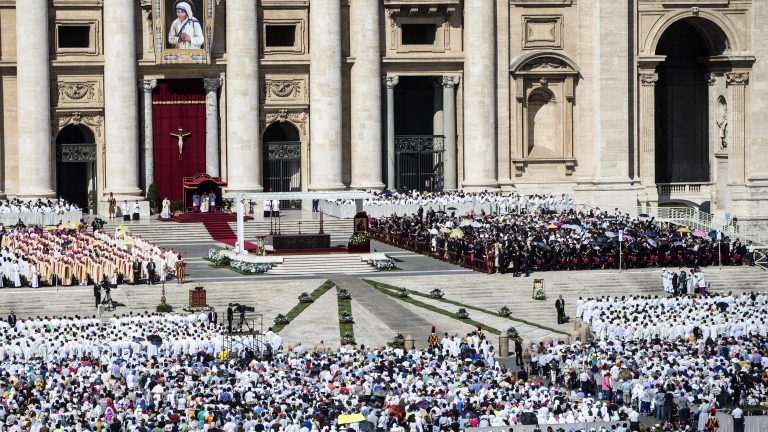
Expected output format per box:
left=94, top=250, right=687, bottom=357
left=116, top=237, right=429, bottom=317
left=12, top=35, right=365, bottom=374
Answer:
left=319, top=200, right=499, bottom=219
left=0, top=211, right=83, bottom=227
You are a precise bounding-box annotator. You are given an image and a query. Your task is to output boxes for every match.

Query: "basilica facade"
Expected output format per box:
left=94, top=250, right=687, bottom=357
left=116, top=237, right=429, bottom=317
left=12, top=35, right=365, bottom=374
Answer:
left=2, top=0, right=767, bottom=221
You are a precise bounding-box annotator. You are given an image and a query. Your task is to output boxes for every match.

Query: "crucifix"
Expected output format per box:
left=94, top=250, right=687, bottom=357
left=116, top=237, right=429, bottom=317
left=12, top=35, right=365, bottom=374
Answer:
left=170, top=126, right=191, bottom=160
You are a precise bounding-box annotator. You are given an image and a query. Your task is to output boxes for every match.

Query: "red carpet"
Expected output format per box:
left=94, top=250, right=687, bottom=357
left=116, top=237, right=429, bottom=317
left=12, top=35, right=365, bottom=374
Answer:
left=270, top=247, right=349, bottom=256
left=160, top=213, right=257, bottom=250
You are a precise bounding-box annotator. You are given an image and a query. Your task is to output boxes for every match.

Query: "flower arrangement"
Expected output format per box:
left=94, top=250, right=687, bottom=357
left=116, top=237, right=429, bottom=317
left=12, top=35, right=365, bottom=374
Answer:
left=298, top=292, right=314, bottom=303
left=349, top=232, right=371, bottom=246
left=396, top=287, right=409, bottom=298
left=230, top=260, right=274, bottom=274
left=430, top=288, right=444, bottom=299
left=455, top=308, right=470, bottom=319
left=367, top=258, right=396, bottom=270
left=274, top=314, right=290, bottom=325
left=498, top=305, right=511, bottom=317
left=338, top=312, right=354, bottom=324
left=337, top=288, right=351, bottom=300
left=340, top=332, right=356, bottom=345
left=391, top=333, right=405, bottom=347
left=506, top=326, right=520, bottom=339
left=183, top=305, right=212, bottom=313
left=206, top=249, right=230, bottom=266
left=533, top=286, right=547, bottom=301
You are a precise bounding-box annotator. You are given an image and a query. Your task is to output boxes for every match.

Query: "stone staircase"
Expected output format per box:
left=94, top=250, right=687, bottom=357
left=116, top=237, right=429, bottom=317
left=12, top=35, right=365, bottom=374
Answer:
left=269, top=255, right=379, bottom=275
left=119, top=219, right=354, bottom=244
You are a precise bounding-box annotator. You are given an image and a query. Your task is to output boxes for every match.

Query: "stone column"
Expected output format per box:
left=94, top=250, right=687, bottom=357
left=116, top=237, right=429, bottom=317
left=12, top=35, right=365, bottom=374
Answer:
left=383, top=76, right=399, bottom=190
left=16, top=0, right=54, bottom=197
left=462, top=0, right=498, bottom=190
left=204, top=78, right=222, bottom=177
left=639, top=72, right=659, bottom=191
left=104, top=0, right=141, bottom=196
left=139, top=79, right=157, bottom=191
left=226, top=0, right=261, bottom=192
left=727, top=72, right=748, bottom=185
left=309, top=0, right=344, bottom=190
left=350, top=0, right=384, bottom=190
left=442, top=76, right=460, bottom=190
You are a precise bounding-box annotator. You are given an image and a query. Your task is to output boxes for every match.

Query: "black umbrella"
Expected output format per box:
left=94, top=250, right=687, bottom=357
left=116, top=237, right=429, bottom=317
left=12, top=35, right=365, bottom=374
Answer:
left=372, top=389, right=387, bottom=398
left=716, top=302, right=728, bottom=312
left=133, top=336, right=145, bottom=343
left=380, top=190, right=393, bottom=196
left=61, top=241, right=72, bottom=248
left=359, top=421, right=376, bottom=432
left=534, top=242, right=552, bottom=251
left=147, top=335, right=163, bottom=346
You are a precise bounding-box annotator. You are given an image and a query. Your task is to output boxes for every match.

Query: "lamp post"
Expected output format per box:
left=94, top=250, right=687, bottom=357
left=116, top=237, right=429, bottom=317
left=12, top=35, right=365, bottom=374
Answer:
left=160, top=281, right=167, bottom=306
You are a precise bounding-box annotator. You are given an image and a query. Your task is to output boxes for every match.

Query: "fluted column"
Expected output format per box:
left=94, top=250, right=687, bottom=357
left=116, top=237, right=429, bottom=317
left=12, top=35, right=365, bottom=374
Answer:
left=639, top=72, right=658, bottom=189
left=16, top=0, right=54, bottom=197
left=226, top=0, right=261, bottom=192
left=309, top=0, right=344, bottom=190
left=204, top=78, right=222, bottom=177
left=462, top=0, right=498, bottom=190
left=383, top=76, right=399, bottom=190
left=727, top=72, right=748, bottom=185
left=139, top=79, right=157, bottom=191
left=104, top=0, right=141, bottom=196
left=349, top=0, right=384, bottom=190
left=442, top=76, right=460, bottom=191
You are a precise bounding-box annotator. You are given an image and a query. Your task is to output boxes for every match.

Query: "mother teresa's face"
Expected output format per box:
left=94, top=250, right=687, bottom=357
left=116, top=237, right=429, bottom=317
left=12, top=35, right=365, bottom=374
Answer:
left=176, top=8, right=188, bottom=21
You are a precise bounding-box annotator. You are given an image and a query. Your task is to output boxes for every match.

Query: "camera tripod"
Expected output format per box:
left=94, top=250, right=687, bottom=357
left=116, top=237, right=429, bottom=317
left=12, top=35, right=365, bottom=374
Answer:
left=102, top=288, right=115, bottom=312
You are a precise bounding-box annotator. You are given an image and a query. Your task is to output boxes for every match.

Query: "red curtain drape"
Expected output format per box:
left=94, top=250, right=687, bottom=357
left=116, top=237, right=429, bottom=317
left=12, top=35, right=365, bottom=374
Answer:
left=152, top=79, right=206, bottom=201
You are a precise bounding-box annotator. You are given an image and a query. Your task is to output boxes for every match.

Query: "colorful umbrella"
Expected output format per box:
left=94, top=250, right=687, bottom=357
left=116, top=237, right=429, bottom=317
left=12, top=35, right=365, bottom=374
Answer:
left=338, top=414, right=366, bottom=425
left=676, top=227, right=691, bottom=233
left=693, top=230, right=707, bottom=237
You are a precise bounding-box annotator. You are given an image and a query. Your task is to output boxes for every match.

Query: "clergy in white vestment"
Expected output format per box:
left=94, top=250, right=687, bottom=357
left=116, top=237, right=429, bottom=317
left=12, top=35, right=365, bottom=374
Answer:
left=30, top=262, right=39, bottom=288
left=200, top=195, right=209, bottom=213
left=11, top=260, right=20, bottom=287
left=192, top=192, right=201, bottom=212
left=208, top=191, right=216, bottom=212
left=122, top=200, right=131, bottom=221
left=161, top=198, right=171, bottom=218
left=167, top=2, right=204, bottom=50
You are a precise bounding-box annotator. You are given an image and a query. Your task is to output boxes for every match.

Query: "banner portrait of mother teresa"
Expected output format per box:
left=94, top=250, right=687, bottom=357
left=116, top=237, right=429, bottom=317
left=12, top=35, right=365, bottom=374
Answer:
left=152, top=0, right=216, bottom=64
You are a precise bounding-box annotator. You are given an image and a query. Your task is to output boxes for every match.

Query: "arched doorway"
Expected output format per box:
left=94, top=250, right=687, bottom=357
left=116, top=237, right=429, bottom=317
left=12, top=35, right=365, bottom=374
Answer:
left=56, top=125, right=97, bottom=213
left=654, top=18, right=727, bottom=183
left=263, top=121, right=302, bottom=209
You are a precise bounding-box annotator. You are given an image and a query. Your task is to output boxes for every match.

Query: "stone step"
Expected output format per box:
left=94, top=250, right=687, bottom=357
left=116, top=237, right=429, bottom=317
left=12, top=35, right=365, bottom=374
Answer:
left=267, top=255, right=379, bottom=276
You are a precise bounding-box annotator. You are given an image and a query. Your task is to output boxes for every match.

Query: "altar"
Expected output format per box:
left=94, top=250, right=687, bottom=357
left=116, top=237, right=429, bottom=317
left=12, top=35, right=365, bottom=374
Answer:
left=266, top=234, right=331, bottom=251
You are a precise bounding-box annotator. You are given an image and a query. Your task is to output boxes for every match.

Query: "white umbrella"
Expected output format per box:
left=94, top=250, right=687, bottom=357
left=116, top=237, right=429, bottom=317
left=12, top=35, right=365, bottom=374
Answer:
left=429, top=228, right=439, bottom=235
left=470, top=222, right=483, bottom=228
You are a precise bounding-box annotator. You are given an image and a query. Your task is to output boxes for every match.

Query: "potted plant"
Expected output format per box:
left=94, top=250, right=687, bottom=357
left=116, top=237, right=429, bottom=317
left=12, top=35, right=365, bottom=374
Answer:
left=455, top=308, right=470, bottom=319
left=156, top=303, right=174, bottom=313
left=340, top=332, right=356, bottom=345
left=298, top=292, right=314, bottom=303
left=348, top=232, right=371, bottom=253
left=390, top=333, right=405, bottom=348
left=429, top=288, right=444, bottom=299
left=147, top=183, right=160, bottom=215
left=498, top=305, right=511, bottom=317
left=337, top=288, right=351, bottom=300
left=215, top=255, right=231, bottom=267
left=396, top=287, right=409, bottom=298
left=338, top=312, right=354, bottom=324
left=506, top=326, right=520, bottom=339
left=274, top=314, right=290, bottom=325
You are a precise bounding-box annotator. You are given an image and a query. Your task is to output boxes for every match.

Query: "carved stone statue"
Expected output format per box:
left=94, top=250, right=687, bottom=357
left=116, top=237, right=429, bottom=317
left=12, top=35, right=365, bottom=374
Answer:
left=716, top=100, right=728, bottom=150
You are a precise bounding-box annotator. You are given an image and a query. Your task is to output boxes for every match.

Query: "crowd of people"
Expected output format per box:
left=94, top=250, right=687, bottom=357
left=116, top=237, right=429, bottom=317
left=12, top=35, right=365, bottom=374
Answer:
left=368, top=192, right=750, bottom=274
left=0, top=224, right=182, bottom=287
left=0, top=284, right=765, bottom=432
left=0, top=198, right=80, bottom=214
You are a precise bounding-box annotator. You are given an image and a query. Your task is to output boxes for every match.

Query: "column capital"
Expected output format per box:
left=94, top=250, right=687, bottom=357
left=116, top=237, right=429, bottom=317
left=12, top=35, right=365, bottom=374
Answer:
left=203, top=77, right=223, bottom=92
left=726, top=72, right=749, bottom=86
left=382, top=76, right=399, bottom=88
left=639, top=73, right=658, bottom=86
left=139, top=79, right=157, bottom=93
left=442, top=75, right=460, bottom=88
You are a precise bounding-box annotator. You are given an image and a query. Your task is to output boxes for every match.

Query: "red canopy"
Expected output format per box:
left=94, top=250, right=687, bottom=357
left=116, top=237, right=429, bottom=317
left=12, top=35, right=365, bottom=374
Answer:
left=183, top=173, right=227, bottom=188
left=182, top=174, right=227, bottom=213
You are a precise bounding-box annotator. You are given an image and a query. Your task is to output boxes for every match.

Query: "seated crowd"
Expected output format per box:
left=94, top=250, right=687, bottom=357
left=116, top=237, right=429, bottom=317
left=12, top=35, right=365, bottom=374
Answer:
left=0, top=224, right=181, bottom=287
left=369, top=200, right=748, bottom=274
left=0, top=198, right=80, bottom=214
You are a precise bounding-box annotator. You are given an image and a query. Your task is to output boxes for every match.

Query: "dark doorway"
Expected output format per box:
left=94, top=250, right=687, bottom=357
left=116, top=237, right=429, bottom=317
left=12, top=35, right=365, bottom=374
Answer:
left=56, top=125, right=97, bottom=212
left=393, top=76, right=444, bottom=192
left=263, top=122, right=302, bottom=209
left=655, top=19, right=713, bottom=183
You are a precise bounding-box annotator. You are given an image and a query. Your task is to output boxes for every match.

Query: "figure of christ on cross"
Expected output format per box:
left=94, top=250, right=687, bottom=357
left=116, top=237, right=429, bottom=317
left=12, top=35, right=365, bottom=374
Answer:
left=170, top=126, right=191, bottom=160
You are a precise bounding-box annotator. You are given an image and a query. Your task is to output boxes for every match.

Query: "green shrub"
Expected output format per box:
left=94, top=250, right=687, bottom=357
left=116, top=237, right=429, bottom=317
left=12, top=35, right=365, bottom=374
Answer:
left=147, top=183, right=160, bottom=210
left=156, top=303, right=174, bottom=313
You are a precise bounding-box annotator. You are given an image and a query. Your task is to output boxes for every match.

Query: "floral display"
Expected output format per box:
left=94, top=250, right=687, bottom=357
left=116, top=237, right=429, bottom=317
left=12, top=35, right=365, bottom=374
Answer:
left=498, top=305, right=511, bottom=316
left=349, top=232, right=370, bottom=246
left=429, top=288, right=444, bottom=298
left=367, top=258, right=396, bottom=270
left=506, top=326, right=520, bottom=339
left=337, top=288, right=351, bottom=299
left=396, top=287, right=409, bottom=298
left=391, top=333, right=405, bottom=347
left=533, top=286, right=547, bottom=300
left=298, top=292, right=313, bottom=303
left=230, top=259, right=273, bottom=274
left=340, top=332, right=356, bottom=345
left=338, top=312, right=354, bottom=323
left=183, top=305, right=212, bottom=313
left=455, top=308, right=469, bottom=319
left=274, top=314, right=289, bottom=325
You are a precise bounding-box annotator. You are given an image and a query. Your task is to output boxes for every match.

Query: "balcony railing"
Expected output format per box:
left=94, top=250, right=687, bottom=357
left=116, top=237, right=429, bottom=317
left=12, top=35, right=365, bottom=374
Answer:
left=657, top=182, right=711, bottom=195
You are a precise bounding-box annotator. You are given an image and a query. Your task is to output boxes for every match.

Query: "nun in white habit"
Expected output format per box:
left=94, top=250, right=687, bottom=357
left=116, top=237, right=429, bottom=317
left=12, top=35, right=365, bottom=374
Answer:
left=168, top=2, right=204, bottom=49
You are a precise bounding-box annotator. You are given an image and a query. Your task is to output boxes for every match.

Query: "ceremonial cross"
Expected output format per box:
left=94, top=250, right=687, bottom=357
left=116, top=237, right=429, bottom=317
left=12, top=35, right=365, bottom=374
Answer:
left=170, top=126, right=191, bottom=160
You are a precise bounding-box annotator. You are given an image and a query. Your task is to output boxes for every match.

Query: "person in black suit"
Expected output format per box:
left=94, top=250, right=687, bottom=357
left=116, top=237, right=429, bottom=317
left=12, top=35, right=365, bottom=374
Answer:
left=146, top=260, right=156, bottom=285
left=94, top=284, right=101, bottom=308
left=227, top=304, right=234, bottom=332
left=208, top=307, right=218, bottom=326
left=555, top=295, right=565, bottom=324
left=7, top=311, right=16, bottom=327
left=514, top=338, right=523, bottom=366
left=132, top=259, right=141, bottom=285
